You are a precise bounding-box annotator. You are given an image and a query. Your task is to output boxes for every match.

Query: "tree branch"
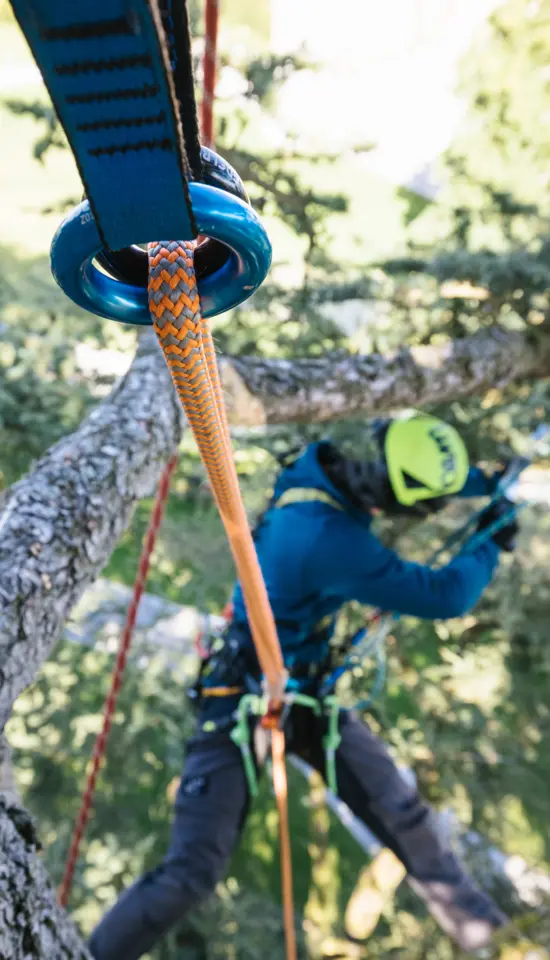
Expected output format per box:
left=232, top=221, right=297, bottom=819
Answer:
left=220, top=327, right=550, bottom=426
left=0, top=796, right=91, bottom=959
left=1, top=324, right=547, bottom=733
left=0, top=331, right=184, bottom=730
left=0, top=734, right=19, bottom=804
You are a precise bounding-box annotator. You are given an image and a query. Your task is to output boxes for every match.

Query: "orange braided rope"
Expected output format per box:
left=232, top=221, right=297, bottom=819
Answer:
left=149, top=241, right=287, bottom=700
left=149, top=239, right=296, bottom=960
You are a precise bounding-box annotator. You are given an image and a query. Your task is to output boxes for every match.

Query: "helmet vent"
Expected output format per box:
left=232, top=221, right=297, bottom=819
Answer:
left=402, top=471, right=428, bottom=491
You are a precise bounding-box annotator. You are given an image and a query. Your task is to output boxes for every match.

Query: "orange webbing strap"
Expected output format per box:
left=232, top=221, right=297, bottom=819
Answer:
left=149, top=240, right=296, bottom=960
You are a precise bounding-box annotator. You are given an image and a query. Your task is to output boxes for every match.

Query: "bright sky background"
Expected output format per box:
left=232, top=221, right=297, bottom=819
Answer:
left=0, top=1, right=502, bottom=197
left=270, top=0, right=502, bottom=193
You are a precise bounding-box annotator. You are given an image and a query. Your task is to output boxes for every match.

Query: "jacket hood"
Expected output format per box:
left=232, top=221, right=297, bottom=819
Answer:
left=272, top=442, right=373, bottom=526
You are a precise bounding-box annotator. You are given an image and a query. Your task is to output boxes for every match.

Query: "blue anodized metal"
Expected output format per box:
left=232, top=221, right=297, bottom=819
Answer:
left=50, top=182, right=272, bottom=323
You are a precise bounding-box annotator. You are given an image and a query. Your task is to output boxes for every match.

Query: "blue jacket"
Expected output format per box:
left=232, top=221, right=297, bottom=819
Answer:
left=232, top=442, right=500, bottom=671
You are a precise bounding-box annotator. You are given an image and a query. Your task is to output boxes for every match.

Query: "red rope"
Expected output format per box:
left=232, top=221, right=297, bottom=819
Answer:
left=59, top=0, right=221, bottom=911
left=201, top=0, right=219, bottom=149
left=58, top=454, right=178, bottom=908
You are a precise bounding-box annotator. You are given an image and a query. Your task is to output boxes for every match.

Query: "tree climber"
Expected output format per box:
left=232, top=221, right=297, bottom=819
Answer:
left=89, top=413, right=517, bottom=959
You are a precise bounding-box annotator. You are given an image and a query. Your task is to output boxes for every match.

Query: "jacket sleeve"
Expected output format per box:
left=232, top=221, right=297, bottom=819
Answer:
left=308, top=517, right=500, bottom=620
left=457, top=465, right=499, bottom=498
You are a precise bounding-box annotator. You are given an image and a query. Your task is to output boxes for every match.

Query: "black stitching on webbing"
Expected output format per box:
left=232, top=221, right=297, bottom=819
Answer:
left=88, top=138, right=173, bottom=157
left=77, top=112, right=166, bottom=132
left=42, top=17, right=134, bottom=42
left=151, top=0, right=199, bottom=234
left=66, top=83, right=158, bottom=104
left=163, top=0, right=202, bottom=181
left=56, top=55, right=152, bottom=76
left=36, top=1, right=200, bottom=239
left=159, top=0, right=178, bottom=72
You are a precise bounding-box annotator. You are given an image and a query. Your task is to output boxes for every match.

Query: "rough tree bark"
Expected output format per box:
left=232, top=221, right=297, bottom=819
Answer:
left=220, top=327, right=550, bottom=426
left=0, top=330, right=182, bottom=960
left=71, top=326, right=550, bottom=427
left=0, top=323, right=548, bottom=958
left=3, top=324, right=544, bottom=730
left=0, top=797, right=91, bottom=960
left=0, top=734, right=19, bottom=804
left=0, top=331, right=182, bottom=732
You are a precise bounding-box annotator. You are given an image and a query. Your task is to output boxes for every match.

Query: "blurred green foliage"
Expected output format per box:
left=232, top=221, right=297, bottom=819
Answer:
left=8, top=492, right=550, bottom=958
left=2, top=0, right=550, bottom=956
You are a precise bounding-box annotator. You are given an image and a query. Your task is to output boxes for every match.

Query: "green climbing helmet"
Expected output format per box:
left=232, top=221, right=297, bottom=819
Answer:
left=383, top=413, right=469, bottom=507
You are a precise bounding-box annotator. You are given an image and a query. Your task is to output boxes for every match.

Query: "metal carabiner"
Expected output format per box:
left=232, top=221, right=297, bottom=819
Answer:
left=50, top=149, right=271, bottom=324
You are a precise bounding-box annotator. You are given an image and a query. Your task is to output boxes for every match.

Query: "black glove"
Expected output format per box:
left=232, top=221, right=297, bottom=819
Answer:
left=476, top=498, right=518, bottom=552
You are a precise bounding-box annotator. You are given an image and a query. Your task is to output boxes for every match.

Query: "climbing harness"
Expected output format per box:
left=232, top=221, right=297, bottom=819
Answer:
left=274, top=487, right=344, bottom=512
left=193, top=436, right=549, bottom=771
left=185, top=482, right=365, bottom=797
left=188, top=624, right=250, bottom=708
left=227, top=690, right=342, bottom=797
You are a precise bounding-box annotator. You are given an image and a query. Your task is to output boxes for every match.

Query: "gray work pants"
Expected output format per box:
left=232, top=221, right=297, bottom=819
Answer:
left=88, top=710, right=485, bottom=960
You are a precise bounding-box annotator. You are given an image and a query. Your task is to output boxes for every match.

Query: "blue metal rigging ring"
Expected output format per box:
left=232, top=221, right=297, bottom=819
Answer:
left=50, top=182, right=272, bottom=324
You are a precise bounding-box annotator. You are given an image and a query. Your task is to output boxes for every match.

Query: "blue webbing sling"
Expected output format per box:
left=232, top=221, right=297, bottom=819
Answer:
left=9, top=0, right=199, bottom=249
